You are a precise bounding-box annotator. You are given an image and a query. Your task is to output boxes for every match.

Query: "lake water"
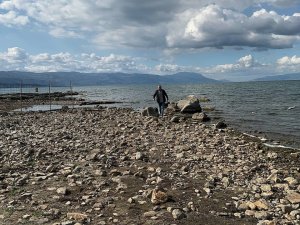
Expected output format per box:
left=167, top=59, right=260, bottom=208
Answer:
left=79, top=81, right=300, bottom=148
left=3, top=80, right=300, bottom=148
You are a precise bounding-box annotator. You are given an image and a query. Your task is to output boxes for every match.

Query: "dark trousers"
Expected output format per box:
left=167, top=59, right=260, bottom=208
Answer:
left=158, top=102, right=165, bottom=117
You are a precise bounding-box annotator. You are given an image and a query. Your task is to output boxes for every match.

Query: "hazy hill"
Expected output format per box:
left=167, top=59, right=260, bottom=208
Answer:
left=254, top=73, right=300, bottom=81
left=0, top=71, right=219, bottom=86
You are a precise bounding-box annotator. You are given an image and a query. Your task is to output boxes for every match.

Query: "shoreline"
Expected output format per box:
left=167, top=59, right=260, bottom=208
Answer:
left=1, top=107, right=300, bottom=224
left=1, top=90, right=299, bottom=151
left=1, top=96, right=299, bottom=151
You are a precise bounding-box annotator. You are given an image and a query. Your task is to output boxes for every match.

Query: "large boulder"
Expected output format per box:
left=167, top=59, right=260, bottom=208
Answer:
left=164, top=102, right=180, bottom=117
left=141, top=107, right=159, bottom=117
left=177, top=95, right=202, bottom=113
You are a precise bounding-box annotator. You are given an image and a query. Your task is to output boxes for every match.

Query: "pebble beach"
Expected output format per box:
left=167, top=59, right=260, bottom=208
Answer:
left=1, top=106, right=300, bottom=225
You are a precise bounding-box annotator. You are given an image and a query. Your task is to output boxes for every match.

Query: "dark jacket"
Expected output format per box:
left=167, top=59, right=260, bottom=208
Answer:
left=153, top=89, right=168, bottom=103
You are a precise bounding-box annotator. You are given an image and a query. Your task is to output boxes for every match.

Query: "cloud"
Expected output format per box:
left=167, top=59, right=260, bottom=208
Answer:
left=0, top=47, right=28, bottom=63
left=167, top=5, right=300, bottom=50
left=1, top=47, right=300, bottom=82
left=0, top=10, right=29, bottom=26
left=276, top=55, right=300, bottom=72
left=154, top=64, right=202, bottom=74
left=1, top=0, right=300, bottom=50
left=0, top=47, right=147, bottom=73
left=0, top=47, right=28, bottom=71
left=277, top=55, right=300, bottom=65
left=49, top=28, right=82, bottom=38
left=207, top=55, right=265, bottom=73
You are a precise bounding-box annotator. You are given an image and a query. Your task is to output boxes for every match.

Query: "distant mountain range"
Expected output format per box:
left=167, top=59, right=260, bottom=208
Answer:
left=0, top=71, right=219, bottom=86
left=1, top=71, right=299, bottom=87
left=254, top=73, right=300, bottom=81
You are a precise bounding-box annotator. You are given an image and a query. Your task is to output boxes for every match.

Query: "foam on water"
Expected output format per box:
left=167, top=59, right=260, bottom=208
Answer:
left=14, top=105, right=62, bottom=112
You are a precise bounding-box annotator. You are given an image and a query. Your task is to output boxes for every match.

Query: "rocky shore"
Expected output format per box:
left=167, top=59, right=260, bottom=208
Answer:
left=0, top=91, right=82, bottom=112
left=1, top=103, right=300, bottom=224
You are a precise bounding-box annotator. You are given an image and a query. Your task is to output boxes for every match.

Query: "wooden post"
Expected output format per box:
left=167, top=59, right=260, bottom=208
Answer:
left=70, top=81, right=74, bottom=109
left=49, top=81, right=51, bottom=111
left=20, top=81, right=23, bottom=112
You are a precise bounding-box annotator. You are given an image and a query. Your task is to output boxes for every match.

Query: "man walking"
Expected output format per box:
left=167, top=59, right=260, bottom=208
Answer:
left=153, top=85, right=169, bottom=117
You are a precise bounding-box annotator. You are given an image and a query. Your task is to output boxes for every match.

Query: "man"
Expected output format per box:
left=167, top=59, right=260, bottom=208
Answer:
left=153, top=85, right=169, bottom=117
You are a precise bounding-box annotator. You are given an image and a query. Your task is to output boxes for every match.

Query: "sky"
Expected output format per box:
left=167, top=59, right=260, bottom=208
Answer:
left=0, top=0, right=300, bottom=81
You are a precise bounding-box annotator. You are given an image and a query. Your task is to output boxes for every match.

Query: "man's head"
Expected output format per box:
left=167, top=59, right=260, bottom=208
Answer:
left=158, top=85, right=162, bottom=90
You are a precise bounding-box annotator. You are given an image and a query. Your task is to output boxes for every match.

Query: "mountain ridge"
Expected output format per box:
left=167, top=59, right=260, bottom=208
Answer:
left=253, top=73, right=300, bottom=81
left=0, top=71, right=219, bottom=86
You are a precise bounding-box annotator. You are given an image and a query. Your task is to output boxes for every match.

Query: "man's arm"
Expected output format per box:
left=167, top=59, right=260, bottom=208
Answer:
left=153, top=90, right=158, bottom=100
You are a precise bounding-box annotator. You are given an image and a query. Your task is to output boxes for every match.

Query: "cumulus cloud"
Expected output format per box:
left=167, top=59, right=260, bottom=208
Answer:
left=276, top=55, right=300, bottom=72
left=0, top=47, right=28, bottom=63
left=154, top=64, right=202, bottom=74
left=0, top=10, right=29, bottom=26
left=1, top=47, right=300, bottom=81
left=207, top=55, right=265, bottom=73
left=0, top=47, right=28, bottom=71
left=1, top=0, right=299, bottom=50
left=0, top=47, right=147, bottom=73
left=167, top=5, right=300, bottom=50
left=277, top=55, right=300, bottom=65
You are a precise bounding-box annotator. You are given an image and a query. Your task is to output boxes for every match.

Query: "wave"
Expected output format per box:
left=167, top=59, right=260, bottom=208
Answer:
left=242, top=132, right=300, bottom=150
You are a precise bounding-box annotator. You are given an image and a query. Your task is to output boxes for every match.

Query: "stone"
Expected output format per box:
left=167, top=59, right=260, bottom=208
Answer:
left=56, top=187, right=69, bottom=195
left=234, top=213, right=243, bottom=218
left=257, top=220, right=277, bottom=225
left=215, top=121, right=227, bottom=129
left=267, top=171, right=279, bottom=183
left=23, top=214, right=31, bottom=219
left=237, top=202, right=249, bottom=211
left=280, top=204, right=293, bottom=214
left=221, top=177, right=232, bottom=187
left=1, top=105, right=299, bottom=225
left=172, top=209, right=186, bottom=220
left=135, top=152, right=144, bottom=160
left=203, top=188, right=211, bottom=195
left=245, top=210, right=255, bottom=216
left=192, top=112, right=210, bottom=122
left=61, top=221, right=74, bottom=225
left=171, top=116, right=180, bottom=123
left=254, top=211, right=270, bottom=220
left=141, top=107, right=159, bottom=117
left=261, top=184, right=272, bottom=192
left=151, top=189, right=169, bottom=205
left=290, top=210, right=300, bottom=219
left=61, top=105, right=69, bottom=111
left=246, top=201, right=257, bottom=210
left=286, top=191, right=300, bottom=204
left=267, top=152, right=278, bottom=159
left=177, top=96, right=202, bottom=113
left=284, top=177, right=298, bottom=186
left=67, top=213, right=88, bottom=221
left=254, top=200, right=269, bottom=210
left=143, top=211, right=157, bottom=217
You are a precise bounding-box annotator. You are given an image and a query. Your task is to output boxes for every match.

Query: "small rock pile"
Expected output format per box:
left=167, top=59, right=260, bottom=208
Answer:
left=0, top=106, right=299, bottom=225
